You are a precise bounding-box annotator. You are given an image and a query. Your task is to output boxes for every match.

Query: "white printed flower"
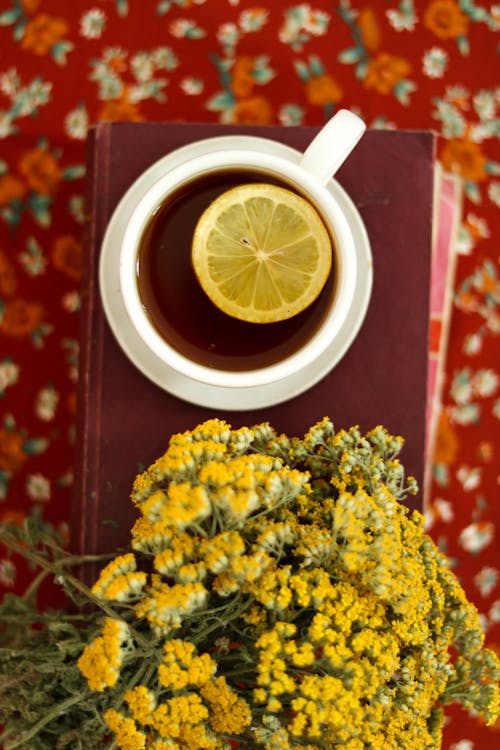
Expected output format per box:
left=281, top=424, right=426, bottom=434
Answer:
left=35, top=386, right=59, bottom=422
left=239, top=8, right=269, bottom=33
left=434, top=498, right=454, bottom=522
left=26, top=473, right=51, bottom=502
left=423, top=48, right=448, bottom=79
left=0, top=360, right=20, bottom=394
left=474, top=567, right=499, bottom=597
left=450, top=403, right=480, bottom=425
left=0, top=113, right=14, bottom=139
left=0, top=68, right=19, bottom=97
left=217, top=22, right=239, bottom=48
left=450, top=741, right=474, bottom=750
left=386, top=8, right=418, bottom=31
left=456, top=224, right=473, bottom=255
left=169, top=18, right=206, bottom=39
left=488, top=181, right=500, bottom=206
left=473, top=89, right=496, bottom=120
left=466, top=212, right=490, bottom=238
left=27, top=79, right=52, bottom=110
left=302, top=9, right=331, bottom=35
left=473, top=369, right=499, bottom=397
left=490, top=599, right=500, bottom=623
left=0, top=559, right=16, bottom=587
left=152, top=47, right=178, bottom=71
left=131, top=52, right=155, bottom=83
left=180, top=77, right=203, bottom=95
left=456, top=465, right=482, bottom=492
left=62, top=291, right=81, bottom=313
left=64, top=105, right=89, bottom=140
left=279, top=104, right=305, bottom=126
left=80, top=8, right=106, bottom=39
left=450, top=371, right=473, bottom=405
left=459, top=522, right=494, bottom=553
left=463, top=333, right=482, bottom=356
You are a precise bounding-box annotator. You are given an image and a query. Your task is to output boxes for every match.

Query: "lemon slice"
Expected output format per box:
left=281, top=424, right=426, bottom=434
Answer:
left=191, top=182, right=332, bottom=323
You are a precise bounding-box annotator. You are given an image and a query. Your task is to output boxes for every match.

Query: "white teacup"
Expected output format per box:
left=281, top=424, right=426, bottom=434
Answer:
left=107, top=110, right=368, bottom=392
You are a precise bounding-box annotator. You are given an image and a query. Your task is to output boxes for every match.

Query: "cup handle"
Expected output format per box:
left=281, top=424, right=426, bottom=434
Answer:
left=299, top=109, right=366, bottom=185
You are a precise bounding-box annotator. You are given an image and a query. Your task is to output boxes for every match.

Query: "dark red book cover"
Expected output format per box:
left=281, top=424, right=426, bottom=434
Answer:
left=72, top=121, right=435, bottom=567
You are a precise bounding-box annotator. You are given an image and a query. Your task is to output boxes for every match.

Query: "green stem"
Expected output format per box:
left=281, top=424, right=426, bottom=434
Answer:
left=1, top=692, right=85, bottom=750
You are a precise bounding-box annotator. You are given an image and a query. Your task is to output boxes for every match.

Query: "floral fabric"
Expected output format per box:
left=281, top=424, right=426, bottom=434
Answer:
left=0, top=1, right=499, bottom=746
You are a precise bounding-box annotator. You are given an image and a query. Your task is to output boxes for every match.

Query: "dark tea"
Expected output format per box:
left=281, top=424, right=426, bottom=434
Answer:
left=136, top=169, right=336, bottom=371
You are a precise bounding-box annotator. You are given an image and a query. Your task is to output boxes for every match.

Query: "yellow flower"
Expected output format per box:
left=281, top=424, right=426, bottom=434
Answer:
left=77, top=618, right=129, bottom=692
left=201, top=675, right=252, bottom=735
left=104, top=709, right=146, bottom=750
left=135, top=579, right=208, bottom=631
left=124, top=685, right=156, bottom=725
left=158, top=639, right=216, bottom=690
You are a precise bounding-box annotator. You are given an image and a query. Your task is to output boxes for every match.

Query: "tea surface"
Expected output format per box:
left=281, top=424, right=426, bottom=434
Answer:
left=137, top=170, right=335, bottom=371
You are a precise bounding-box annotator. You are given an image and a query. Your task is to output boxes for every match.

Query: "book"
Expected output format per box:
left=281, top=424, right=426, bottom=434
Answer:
left=424, top=169, right=462, bottom=507
left=72, top=121, right=436, bottom=572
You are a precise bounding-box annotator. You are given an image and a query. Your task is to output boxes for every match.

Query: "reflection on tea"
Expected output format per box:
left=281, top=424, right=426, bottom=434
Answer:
left=136, top=170, right=336, bottom=372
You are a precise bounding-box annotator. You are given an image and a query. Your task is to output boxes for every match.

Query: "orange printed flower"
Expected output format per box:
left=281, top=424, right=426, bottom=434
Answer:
left=358, top=7, right=381, bottom=51
left=477, top=441, right=493, bottom=462
left=0, top=251, right=18, bottom=297
left=231, top=57, right=255, bottom=99
left=423, top=0, right=469, bottom=39
left=18, top=148, right=62, bottom=195
left=98, top=91, right=143, bottom=123
left=0, top=429, right=26, bottom=473
left=433, top=409, right=458, bottom=465
left=363, top=53, right=411, bottom=95
left=21, top=13, right=69, bottom=56
left=52, top=235, right=83, bottom=281
left=474, top=266, right=499, bottom=295
left=21, top=0, right=40, bottom=12
left=305, top=74, right=343, bottom=107
left=232, top=97, right=273, bottom=125
left=0, top=298, right=45, bottom=337
left=440, top=138, right=487, bottom=182
left=455, top=288, right=478, bottom=312
left=0, top=174, right=27, bottom=205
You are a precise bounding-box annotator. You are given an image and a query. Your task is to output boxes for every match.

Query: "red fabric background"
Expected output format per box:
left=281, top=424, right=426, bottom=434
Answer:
left=1, top=2, right=499, bottom=747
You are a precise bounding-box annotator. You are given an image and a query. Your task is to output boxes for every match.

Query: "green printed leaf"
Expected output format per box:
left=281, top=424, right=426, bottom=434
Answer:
left=0, top=9, right=21, bottom=25
left=354, top=61, right=368, bottom=80
left=457, top=35, right=470, bottom=56
left=62, top=165, right=86, bottom=181
left=433, top=463, right=449, bottom=488
left=464, top=180, right=481, bottom=204
left=308, top=56, right=324, bottom=76
left=485, top=160, right=500, bottom=175
left=28, top=194, right=51, bottom=228
left=393, top=79, right=416, bottom=106
left=23, top=438, right=49, bottom=456
left=52, top=40, right=74, bottom=66
left=117, top=0, right=129, bottom=17
left=0, top=469, right=9, bottom=501
left=338, top=47, right=362, bottom=65
left=157, top=1, right=172, bottom=15
left=293, top=61, right=310, bottom=82
left=206, top=91, right=235, bottom=112
left=13, top=20, right=26, bottom=42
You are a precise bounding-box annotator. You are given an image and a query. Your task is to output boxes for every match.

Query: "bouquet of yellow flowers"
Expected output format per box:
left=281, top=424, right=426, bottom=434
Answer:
left=1, top=418, right=499, bottom=750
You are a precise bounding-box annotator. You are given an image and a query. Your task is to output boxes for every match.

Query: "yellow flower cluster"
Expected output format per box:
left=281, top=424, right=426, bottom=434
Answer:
left=78, top=418, right=500, bottom=750
left=77, top=617, right=129, bottom=692
left=102, top=638, right=250, bottom=749
left=91, top=552, right=147, bottom=602
left=159, top=639, right=216, bottom=690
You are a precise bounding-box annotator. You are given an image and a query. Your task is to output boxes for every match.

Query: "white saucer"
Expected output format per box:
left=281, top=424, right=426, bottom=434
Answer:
left=99, top=135, right=373, bottom=410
